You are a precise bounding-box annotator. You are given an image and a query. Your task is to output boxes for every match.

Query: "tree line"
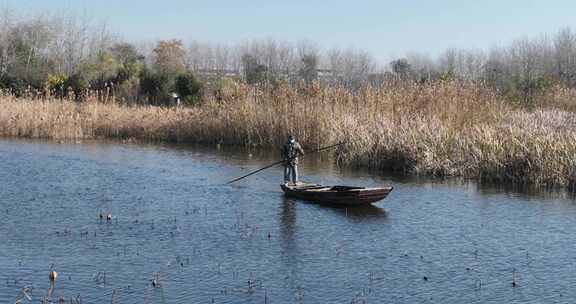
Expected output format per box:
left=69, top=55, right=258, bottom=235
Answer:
left=1, top=9, right=576, bottom=105
left=392, top=28, right=576, bottom=103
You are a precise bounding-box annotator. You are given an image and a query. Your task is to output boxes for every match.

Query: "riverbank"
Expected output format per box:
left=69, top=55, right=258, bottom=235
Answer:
left=2, top=81, right=576, bottom=188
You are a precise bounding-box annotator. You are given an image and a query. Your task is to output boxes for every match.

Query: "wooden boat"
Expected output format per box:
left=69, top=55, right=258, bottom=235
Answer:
left=280, top=183, right=393, bottom=206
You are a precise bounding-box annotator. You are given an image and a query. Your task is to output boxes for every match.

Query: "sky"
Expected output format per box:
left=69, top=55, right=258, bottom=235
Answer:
left=3, top=0, right=576, bottom=64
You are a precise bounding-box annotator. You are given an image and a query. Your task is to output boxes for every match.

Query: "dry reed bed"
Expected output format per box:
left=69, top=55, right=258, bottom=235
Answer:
left=1, top=82, right=576, bottom=188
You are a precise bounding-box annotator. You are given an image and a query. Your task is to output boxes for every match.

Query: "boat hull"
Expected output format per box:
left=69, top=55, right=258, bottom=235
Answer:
left=280, top=183, right=393, bottom=206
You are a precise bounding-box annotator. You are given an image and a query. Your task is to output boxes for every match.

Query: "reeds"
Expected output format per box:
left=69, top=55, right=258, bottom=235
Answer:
left=2, top=81, right=576, bottom=188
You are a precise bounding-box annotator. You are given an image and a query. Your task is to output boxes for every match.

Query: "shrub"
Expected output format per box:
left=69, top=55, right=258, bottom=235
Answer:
left=213, top=77, right=240, bottom=102
left=64, top=74, right=88, bottom=101
left=175, top=73, right=202, bottom=105
left=46, top=74, right=67, bottom=97
left=139, top=69, right=171, bottom=105
left=0, top=75, right=26, bottom=96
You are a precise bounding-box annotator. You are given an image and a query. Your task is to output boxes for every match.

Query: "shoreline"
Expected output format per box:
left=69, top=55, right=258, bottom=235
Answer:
left=2, top=82, right=576, bottom=190
left=2, top=136, right=574, bottom=201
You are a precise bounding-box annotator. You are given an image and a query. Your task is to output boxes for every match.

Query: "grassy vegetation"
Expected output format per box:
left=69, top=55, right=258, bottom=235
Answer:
left=2, top=80, right=576, bottom=188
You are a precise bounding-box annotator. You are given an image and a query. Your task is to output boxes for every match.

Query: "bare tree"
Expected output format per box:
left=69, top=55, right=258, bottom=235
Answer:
left=553, top=27, right=576, bottom=85
left=214, top=43, right=231, bottom=76
left=325, top=47, right=374, bottom=87
left=461, top=49, right=486, bottom=80
left=297, top=40, right=320, bottom=83
left=438, top=48, right=458, bottom=77
left=0, top=6, right=16, bottom=76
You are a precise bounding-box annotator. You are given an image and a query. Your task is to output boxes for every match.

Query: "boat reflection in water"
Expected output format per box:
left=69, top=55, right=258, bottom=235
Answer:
left=280, top=195, right=388, bottom=223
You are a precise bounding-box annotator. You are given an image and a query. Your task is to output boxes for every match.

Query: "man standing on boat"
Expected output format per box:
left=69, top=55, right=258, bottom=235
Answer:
left=282, top=135, right=305, bottom=185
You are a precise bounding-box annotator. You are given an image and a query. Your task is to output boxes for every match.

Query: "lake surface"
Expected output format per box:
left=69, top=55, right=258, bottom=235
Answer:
left=1, top=139, right=576, bottom=303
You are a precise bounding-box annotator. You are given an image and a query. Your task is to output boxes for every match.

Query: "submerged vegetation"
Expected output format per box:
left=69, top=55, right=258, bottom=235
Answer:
left=3, top=80, right=576, bottom=189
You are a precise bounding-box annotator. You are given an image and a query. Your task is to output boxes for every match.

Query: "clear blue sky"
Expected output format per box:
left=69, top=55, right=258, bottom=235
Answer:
left=4, top=0, right=576, bottom=63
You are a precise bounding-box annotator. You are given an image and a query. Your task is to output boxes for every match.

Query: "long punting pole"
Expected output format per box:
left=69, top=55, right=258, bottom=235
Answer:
left=226, top=142, right=345, bottom=184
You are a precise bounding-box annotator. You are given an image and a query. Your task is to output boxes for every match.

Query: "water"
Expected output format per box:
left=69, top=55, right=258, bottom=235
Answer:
left=1, top=139, right=576, bottom=303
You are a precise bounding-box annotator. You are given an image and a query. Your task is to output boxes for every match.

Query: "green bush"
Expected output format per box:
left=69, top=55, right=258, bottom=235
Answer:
left=0, top=75, right=26, bottom=96
left=175, top=73, right=202, bottom=105
left=506, top=75, right=556, bottom=105
left=139, top=68, right=171, bottom=105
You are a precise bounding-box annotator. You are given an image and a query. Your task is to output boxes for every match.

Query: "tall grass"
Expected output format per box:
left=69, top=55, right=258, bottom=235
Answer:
left=2, top=81, right=576, bottom=188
